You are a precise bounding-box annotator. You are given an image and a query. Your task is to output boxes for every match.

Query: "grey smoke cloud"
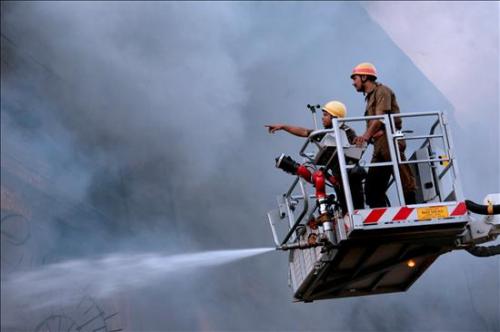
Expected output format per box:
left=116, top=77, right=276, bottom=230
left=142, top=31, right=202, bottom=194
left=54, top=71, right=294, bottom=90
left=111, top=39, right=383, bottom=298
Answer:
left=1, top=1, right=498, bottom=331
left=2, top=2, right=247, bottom=175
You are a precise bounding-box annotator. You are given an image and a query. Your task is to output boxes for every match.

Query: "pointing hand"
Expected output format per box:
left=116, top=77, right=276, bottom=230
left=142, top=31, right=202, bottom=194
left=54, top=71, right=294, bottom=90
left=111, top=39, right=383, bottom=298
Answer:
left=265, top=124, right=283, bottom=134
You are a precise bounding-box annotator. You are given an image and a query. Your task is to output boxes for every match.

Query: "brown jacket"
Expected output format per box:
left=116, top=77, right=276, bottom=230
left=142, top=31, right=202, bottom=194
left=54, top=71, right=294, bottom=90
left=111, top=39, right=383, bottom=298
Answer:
left=364, top=83, right=416, bottom=192
left=364, top=83, right=402, bottom=131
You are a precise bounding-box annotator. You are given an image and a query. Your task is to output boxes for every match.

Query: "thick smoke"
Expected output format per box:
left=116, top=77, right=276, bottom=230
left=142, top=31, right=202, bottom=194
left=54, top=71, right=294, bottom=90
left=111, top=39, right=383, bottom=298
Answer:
left=1, top=2, right=498, bottom=331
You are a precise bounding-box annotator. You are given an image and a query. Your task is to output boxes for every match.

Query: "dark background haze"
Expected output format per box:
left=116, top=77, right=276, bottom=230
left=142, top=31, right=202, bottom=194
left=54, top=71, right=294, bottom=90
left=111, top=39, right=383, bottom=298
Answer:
left=1, top=2, right=498, bottom=331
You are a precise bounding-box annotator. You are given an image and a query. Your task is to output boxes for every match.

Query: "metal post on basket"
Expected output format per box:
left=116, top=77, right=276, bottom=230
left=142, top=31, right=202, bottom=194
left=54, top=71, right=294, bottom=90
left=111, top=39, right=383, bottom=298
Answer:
left=307, top=104, right=320, bottom=130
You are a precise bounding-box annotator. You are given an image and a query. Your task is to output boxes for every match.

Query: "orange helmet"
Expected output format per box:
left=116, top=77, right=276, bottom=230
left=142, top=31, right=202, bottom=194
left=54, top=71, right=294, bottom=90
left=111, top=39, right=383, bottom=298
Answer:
left=350, top=62, right=377, bottom=79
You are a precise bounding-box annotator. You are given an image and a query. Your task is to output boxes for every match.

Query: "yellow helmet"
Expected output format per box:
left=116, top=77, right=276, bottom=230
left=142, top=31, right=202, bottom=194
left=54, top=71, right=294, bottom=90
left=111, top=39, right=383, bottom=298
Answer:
left=322, top=100, right=347, bottom=118
left=351, top=62, right=377, bottom=79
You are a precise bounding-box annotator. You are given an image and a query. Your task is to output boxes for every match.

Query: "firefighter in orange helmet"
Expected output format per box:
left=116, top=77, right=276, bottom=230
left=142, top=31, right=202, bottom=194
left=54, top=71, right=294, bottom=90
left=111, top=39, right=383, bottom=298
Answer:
left=350, top=62, right=416, bottom=207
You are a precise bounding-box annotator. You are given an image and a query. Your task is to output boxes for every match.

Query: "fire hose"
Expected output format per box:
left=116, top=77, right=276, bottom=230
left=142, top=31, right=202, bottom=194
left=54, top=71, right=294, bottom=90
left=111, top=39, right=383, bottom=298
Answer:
left=464, top=199, right=500, bottom=257
left=466, top=245, right=500, bottom=257
left=465, top=200, right=500, bottom=215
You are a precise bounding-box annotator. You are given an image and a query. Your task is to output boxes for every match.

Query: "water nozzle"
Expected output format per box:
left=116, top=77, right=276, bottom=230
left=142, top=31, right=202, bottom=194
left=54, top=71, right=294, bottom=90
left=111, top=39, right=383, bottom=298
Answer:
left=275, top=153, right=300, bottom=175
left=277, top=241, right=322, bottom=251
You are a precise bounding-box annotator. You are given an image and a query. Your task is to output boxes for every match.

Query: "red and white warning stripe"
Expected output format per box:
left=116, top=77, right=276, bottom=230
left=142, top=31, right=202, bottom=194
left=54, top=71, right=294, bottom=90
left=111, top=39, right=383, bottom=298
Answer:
left=353, top=201, right=467, bottom=225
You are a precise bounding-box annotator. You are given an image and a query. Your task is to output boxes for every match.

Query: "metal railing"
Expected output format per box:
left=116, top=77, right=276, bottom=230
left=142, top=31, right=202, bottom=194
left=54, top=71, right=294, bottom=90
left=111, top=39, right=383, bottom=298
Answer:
left=280, top=178, right=309, bottom=245
left=268, top=111, right=464, bottom=247
left=390, top=111, right=463, bottom=202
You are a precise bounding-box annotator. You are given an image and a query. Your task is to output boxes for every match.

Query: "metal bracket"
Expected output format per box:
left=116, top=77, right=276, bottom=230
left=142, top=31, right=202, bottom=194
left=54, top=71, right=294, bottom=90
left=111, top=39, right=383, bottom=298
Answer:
left=441, top=113, right=448, bottom=125
left=393, top=130, right=405, bottom=139
left=277, top=195, right=287, bottom=219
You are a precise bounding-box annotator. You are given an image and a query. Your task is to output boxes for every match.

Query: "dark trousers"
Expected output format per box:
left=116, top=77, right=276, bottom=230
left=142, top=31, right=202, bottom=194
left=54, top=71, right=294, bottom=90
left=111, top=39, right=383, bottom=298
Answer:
left=365, top=135, right=417, bottom=208
left=365, top=165, right=392, bottom=208
left=335, top=167, right=365, bottom=213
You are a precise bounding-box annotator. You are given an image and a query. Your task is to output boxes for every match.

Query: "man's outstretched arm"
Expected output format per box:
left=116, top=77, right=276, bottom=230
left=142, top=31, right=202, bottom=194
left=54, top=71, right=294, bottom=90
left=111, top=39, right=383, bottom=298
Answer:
left=265, top=124, right=312, bottom=137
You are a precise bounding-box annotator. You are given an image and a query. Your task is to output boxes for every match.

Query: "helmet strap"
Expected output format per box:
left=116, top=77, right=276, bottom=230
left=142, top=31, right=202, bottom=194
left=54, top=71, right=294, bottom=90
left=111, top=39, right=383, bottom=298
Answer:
left=361, top=75, right=369, bottom=93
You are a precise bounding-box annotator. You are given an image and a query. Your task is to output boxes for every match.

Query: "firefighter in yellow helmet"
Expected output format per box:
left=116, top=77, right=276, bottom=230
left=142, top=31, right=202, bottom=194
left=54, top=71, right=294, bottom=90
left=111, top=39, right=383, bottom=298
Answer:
left=350, top=62, right=416, bottom=207
left=265, top=100, right=365, bottom=212
left=266, top=100, right=349, bottom=137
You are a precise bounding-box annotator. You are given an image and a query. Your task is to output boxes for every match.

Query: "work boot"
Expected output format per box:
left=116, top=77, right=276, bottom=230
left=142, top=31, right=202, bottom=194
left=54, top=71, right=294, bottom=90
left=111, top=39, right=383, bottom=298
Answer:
left=275, top=153, right=299, bottom=175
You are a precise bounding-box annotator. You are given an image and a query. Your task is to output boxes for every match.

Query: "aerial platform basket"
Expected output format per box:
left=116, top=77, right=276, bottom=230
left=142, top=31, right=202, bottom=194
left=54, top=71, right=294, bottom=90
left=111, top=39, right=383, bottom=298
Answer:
left=267, top=111, right=499, bottom=302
